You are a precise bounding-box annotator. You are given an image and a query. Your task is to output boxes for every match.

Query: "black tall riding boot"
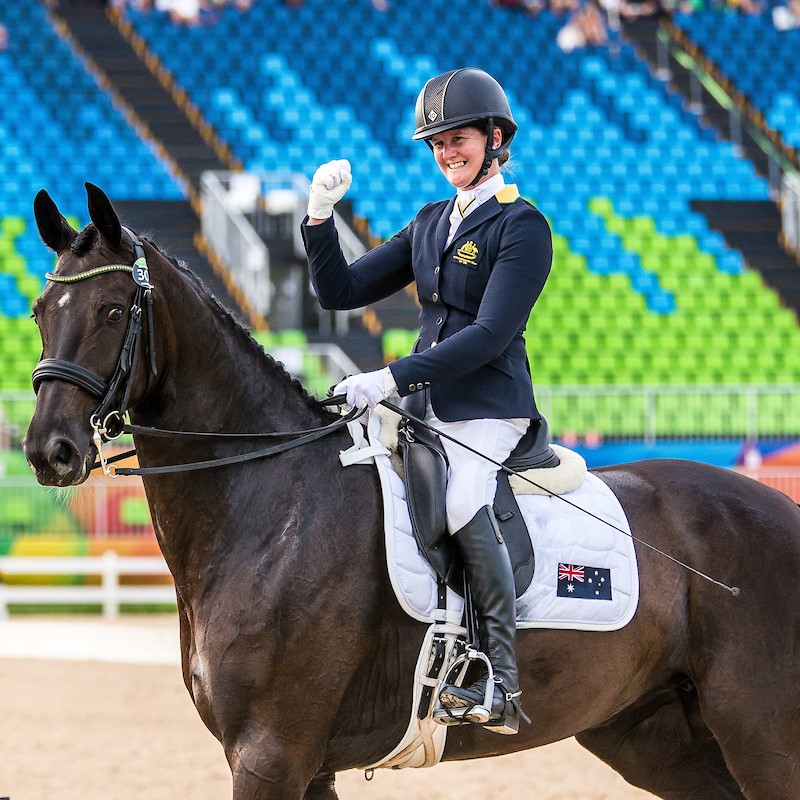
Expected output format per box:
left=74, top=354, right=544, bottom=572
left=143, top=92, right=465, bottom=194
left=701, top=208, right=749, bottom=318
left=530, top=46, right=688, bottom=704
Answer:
left=438, top=505, right=526, bottom=735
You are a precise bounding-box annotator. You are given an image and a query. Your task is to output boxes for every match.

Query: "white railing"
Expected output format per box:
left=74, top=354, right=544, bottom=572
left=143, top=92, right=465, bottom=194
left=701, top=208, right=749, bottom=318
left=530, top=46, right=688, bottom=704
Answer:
left=201, top=170, right=367, bottom=334
left=782, top=171, right=800, bottom=256
left=226, top=169, right=366, bottom=267
left=534, top=383, right=800, bottom=443
left=0, top=553, right=173, bottom=620
left=200, top=171, right=271, bottom=315
left=255, top=169, right=367, bottom=336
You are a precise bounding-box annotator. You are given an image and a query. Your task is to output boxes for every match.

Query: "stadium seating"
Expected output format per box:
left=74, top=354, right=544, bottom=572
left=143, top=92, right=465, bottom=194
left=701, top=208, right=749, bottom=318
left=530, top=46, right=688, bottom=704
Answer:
left=126, top=2, right=763, bottom=294
left=1, top=1, right=183, bottom=211
left=119, top=0, right=800, bottom=437
left=0, top=1, right=186, bottom=391
left=675, top=12, right=800, bottom=154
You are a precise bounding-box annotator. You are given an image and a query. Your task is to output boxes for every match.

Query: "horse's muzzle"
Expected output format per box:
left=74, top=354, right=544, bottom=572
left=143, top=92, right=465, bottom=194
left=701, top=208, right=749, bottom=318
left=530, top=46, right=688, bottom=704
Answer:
left=24, top=433, right=91, bottom=487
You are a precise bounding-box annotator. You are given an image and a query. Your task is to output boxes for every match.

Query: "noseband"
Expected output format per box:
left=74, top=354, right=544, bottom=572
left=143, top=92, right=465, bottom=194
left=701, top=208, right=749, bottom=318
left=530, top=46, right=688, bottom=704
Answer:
left=31, top=227, right=158, bottom=441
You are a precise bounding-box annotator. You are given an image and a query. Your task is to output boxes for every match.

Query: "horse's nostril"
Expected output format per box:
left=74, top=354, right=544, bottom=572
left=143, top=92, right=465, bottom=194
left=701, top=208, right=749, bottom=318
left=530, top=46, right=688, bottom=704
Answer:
left=46, top=438, right=78, bottom=471
left=53, top=441, right=73, bottom=466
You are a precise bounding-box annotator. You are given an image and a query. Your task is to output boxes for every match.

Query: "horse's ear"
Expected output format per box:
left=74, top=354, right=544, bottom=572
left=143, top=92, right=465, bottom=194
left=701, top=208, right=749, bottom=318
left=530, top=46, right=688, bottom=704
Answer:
left=33, top=189, right=77, bottom=254
left=85, top=182, right=122, bottom=249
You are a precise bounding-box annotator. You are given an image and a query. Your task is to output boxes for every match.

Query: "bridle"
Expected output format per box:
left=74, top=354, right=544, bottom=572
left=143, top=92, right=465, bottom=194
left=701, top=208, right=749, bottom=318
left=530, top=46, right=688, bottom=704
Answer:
left=30, top=227, right=363, bottom=477
left=32, top=226, right=158, bottom=446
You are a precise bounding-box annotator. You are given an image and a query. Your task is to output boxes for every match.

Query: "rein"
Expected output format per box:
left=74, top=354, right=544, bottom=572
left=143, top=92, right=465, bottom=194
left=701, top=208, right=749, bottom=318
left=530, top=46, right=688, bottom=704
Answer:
left=31, top=231, right=366, bottom=477
left=93, top=403, right=365, bottom=477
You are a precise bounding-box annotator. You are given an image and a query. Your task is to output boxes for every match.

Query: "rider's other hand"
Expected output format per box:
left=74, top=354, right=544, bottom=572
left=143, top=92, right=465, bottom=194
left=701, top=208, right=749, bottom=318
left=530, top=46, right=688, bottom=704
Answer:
left=334, top=367, right=397, bottom=410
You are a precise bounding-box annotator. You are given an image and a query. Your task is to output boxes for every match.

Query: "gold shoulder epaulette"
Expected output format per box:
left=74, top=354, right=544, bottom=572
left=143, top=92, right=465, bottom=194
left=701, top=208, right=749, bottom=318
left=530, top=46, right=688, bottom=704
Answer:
left=495, top=184, right=520, bottom=204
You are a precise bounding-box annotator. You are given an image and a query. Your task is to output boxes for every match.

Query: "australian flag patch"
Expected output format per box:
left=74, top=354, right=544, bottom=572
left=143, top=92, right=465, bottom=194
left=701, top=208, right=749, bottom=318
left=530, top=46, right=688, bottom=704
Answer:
left=556, top=564, right=612, bottom=600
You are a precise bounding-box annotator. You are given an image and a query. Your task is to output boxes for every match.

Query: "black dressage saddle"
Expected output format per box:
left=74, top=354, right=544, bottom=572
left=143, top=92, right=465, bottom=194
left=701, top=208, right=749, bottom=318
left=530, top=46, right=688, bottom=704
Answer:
left=398, top=413, right=560, bottom=598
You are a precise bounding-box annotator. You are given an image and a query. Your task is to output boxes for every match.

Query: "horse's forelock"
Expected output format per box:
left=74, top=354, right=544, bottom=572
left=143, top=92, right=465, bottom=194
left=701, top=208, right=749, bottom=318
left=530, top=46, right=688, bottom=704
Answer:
left=71, top=226, right=98, bottom=256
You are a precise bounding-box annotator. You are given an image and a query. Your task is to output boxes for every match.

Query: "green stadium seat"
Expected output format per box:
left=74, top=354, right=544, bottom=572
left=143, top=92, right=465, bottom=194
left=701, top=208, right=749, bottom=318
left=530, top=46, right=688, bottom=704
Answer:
left=1, top=217, right=25, bottom=238
left=275, top=329, right=307, bottom=346
left=382, top=328, right=416, bottom=362
left=588, top=197, right=613, bottom=218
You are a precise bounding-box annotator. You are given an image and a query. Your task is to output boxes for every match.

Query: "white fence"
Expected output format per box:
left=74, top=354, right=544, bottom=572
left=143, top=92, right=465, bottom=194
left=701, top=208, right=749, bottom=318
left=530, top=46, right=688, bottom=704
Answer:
left=0, top=552, right=174, bottom=619
left=783, top=171, right=800, bottom=256
left=200, top=170, right=271, bottom=315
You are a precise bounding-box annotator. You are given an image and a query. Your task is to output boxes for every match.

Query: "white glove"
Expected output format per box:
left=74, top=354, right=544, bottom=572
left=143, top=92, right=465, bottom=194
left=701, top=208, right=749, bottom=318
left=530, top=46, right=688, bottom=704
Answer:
left=335, top=367, right=397, bottom=409
left=307, top=159, right=352, bottom=220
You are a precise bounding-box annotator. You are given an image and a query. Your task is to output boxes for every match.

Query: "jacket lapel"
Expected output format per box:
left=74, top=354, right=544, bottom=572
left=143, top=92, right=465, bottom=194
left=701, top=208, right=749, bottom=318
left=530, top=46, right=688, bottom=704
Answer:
left=445, top=197, right=502, bottom=252
left=437, top=186, right=520, bottom=255
left=436, top=197, right=456, bottom=256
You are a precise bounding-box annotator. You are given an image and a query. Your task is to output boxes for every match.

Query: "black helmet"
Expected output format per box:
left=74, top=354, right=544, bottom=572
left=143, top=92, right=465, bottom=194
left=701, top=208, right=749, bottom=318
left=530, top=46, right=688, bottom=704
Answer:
left=412, top=68, right=517, bottom=146
left=412, top=68, right=517, bottom=187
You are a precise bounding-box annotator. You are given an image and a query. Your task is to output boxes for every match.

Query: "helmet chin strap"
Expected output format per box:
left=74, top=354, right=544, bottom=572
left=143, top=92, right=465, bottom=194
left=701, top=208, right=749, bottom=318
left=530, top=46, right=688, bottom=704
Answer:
left=467, top=117, right=506, bottom=188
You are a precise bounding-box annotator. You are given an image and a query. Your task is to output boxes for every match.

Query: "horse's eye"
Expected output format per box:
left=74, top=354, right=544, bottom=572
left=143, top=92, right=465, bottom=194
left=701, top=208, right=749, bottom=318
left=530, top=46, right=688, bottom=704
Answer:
left=106, top=307, right=124, bottom=323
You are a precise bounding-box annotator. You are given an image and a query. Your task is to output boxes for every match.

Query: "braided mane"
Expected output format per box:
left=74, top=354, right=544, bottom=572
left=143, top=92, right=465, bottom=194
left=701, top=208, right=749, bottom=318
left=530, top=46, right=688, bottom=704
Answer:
left=145, top=236, right=319, bottom=408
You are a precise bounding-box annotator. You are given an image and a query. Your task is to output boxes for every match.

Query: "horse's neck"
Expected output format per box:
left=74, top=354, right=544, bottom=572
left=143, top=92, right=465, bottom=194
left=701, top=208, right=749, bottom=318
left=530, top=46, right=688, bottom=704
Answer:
left=130, top=276, right=332, bottom=573
left=136, top=279, right=317, bottom=435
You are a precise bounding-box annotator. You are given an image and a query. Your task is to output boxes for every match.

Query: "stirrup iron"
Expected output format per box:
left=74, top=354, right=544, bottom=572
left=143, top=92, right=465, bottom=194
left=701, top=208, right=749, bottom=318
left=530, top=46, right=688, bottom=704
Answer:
left=433, top=646, right=495, bottom=725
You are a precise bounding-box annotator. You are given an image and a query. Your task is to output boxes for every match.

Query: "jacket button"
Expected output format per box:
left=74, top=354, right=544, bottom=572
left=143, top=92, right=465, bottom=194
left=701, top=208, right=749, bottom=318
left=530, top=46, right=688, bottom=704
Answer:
left=416, top=383, right=424, bottom=390
left=432, top=292, right=438, bottom=302
left=436, top=317, right=443, bottom=325
left=434, top=266, right=440, bottom=275
left=430, top=341, right=437, bottom=347
left=408, top=384, right=416, bottom=392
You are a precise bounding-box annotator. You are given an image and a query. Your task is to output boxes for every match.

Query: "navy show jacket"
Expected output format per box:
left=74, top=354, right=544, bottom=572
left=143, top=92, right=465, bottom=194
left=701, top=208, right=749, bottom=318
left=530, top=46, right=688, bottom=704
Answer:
left=301, top=186, right=552, bottom=422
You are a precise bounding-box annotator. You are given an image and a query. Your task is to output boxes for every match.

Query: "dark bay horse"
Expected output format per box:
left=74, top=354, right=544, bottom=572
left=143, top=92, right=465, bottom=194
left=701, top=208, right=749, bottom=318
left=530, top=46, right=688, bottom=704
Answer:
left=23, top=184, right=800, bottom=799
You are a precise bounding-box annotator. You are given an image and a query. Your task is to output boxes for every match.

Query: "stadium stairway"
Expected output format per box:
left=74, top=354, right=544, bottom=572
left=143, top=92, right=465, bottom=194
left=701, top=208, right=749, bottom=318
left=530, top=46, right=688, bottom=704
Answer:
left=53, top=2, right=230, bottom=198
left=691, top=199, right=800, bottom=315
left=622, top=16, right=800, bottom=321
left=51, top=2, right=253, bottom=324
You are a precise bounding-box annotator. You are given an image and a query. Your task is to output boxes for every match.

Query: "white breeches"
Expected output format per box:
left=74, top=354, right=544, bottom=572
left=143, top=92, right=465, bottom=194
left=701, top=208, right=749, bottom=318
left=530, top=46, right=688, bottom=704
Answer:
left=425, top=404, right=529, bottom=534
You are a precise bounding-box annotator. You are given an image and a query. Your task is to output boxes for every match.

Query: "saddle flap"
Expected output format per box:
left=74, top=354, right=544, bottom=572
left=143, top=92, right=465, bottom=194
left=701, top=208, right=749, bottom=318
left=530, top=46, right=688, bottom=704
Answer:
left=399, top=420, right=535, bottom=599
left=399, top=425, right=459, bottom=589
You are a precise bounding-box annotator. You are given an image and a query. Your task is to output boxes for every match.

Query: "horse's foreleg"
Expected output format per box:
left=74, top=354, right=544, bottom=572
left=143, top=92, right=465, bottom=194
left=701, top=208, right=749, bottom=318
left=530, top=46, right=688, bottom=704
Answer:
left=226, top=729, right=328, bottom=800
left=576, top=684, right=745, bottom=799
left=303, top=773, right=338, bottom=799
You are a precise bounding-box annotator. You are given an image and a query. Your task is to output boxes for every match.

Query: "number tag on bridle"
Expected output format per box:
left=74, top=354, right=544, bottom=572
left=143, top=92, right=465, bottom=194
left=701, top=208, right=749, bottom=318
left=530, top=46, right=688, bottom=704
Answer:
left=132, top=256, right=153, bottom=288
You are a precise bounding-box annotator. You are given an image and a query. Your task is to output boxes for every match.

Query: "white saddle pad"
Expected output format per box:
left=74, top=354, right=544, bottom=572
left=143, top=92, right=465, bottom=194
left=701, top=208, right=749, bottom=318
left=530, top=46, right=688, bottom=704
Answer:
left=340, top=412, right=639, bottom=633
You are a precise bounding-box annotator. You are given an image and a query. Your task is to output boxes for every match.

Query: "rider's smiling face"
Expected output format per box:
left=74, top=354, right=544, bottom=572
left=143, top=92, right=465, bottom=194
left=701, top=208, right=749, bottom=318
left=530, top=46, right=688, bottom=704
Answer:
left=430, top=125, right=502, bottom=190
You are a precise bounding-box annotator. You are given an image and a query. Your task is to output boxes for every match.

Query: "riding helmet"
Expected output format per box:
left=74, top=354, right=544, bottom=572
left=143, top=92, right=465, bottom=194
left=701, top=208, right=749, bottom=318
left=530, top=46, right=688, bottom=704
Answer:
left=412, top=68, right=517, bottom=186
left=412, top=67, right=517, bottom=149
